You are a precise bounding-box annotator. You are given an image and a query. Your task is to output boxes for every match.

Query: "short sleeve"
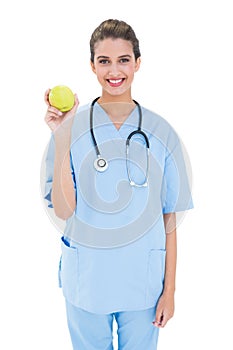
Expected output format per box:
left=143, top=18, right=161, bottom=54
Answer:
left=162, top=130, right=194, bottom=214
left=43, top=136, right=76, bottom=209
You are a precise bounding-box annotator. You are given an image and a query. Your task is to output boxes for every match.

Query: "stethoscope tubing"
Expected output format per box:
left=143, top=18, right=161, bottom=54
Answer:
left=90, top=98, right=150, bottom=186
left=90, top=97, right=102, bottom=157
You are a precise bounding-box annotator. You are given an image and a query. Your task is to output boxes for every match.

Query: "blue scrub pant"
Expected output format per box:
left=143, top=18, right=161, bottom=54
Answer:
left=65, top=300, right=159, bottom=350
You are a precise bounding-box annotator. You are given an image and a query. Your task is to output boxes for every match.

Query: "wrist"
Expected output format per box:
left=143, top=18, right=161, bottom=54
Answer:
left=53, top=131, right=71, bottom=165
left=163, top=285, right=176, bottom=295
left=54, top=124, right=72, bottom=147
left=53, top=125, right=71, bottom=140
left=53, top=114, right=74, bottom=136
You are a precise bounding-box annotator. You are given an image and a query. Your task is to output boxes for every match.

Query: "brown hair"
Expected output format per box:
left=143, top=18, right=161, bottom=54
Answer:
left=90, top=19, right=141, bottom=63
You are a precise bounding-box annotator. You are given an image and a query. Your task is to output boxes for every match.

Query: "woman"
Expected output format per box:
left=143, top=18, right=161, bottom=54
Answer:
left=44, top=19, right=193, bottom=350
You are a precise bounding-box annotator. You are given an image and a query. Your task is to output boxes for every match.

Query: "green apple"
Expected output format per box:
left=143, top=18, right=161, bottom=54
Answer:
left=49, top=85, right=75, bottom=112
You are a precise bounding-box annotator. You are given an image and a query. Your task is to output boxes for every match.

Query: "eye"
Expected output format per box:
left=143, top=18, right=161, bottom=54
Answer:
left=99, top=59, right=110, bottom=64
left=119, top=58, right=130, bottom=63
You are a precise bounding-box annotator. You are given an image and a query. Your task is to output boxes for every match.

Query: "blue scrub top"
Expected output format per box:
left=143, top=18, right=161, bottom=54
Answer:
left=44, top=102, right=193, bottom=314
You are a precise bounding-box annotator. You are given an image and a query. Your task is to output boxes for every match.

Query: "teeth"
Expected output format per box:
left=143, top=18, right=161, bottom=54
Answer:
left=109, top=79, right=122, bottom=84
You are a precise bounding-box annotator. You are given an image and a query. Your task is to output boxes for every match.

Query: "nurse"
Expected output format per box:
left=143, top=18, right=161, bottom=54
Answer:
left=44, top=19, right=193, bottom=350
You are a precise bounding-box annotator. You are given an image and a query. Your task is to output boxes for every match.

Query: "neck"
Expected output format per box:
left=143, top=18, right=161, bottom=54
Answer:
left=97, top=91, right=137, bottom=130
left=98, top=89, right=133, bottom=104
left=97, top=98, right=136, bottom=130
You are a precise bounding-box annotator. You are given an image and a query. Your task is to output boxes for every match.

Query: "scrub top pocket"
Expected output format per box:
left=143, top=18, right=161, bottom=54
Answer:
left=59, top=237, right=79, bottom=306
left=146, top=249, right=166, bottom=305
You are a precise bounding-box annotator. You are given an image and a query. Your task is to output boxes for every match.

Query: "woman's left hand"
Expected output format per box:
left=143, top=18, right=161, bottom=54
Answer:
left=152, top=291, right=175, bottom=328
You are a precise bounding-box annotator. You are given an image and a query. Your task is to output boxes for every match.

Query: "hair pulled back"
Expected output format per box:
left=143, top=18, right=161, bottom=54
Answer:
left=90, top=19, right=141, bottom=62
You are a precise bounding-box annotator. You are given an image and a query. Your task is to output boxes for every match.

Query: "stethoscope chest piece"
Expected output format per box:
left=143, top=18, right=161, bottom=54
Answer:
left=94, top=156, right=108, bottom=172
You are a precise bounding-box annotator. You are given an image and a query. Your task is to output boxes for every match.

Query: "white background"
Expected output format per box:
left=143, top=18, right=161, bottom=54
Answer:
left=0, top=0, right=232, bottom=349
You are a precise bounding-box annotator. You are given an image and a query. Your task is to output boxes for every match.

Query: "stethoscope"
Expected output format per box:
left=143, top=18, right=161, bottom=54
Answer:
left=90, top=97, right=150, bottom=187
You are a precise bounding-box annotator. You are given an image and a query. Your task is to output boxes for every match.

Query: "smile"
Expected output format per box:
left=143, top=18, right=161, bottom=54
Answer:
left=107, top=78, right=125, bottom=87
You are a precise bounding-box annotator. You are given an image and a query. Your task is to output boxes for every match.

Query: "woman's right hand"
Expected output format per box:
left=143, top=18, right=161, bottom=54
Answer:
left=44, top=88, right=79, bottom=132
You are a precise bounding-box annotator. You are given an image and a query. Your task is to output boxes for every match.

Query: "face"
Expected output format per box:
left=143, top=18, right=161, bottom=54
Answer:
left=91, top=38, right=141, bottom=101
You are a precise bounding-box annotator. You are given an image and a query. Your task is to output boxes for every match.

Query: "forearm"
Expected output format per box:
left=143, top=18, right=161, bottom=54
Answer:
left=52, top=124, right=76, bottom=220
left=163, top=213, right=177, bottom=294
left=153, top=213, right=177, bottom=327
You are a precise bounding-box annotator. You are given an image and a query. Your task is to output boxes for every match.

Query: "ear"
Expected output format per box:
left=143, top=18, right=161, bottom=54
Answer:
left=90, top=60, right=96, bottom=74
left=134, top=57, right=141, bottom=72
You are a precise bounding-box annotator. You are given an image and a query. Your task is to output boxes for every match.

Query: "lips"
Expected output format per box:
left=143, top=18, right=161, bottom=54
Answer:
left=107, top=78, right=125, bottom=87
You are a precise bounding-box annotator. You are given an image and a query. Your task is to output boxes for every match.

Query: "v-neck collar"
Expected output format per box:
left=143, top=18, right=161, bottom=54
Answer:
left=94, top=102, right=139, bottom=138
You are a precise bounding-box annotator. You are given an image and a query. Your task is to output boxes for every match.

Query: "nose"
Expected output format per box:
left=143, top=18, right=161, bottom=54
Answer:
left=108, top=63, right=121, bottom=76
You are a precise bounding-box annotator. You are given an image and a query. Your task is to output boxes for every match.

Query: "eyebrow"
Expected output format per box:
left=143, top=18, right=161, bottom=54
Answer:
left=96, top=54, right=132, bottom=59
